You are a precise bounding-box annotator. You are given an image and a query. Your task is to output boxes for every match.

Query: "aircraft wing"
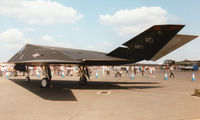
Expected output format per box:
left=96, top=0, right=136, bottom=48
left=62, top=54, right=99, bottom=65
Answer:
left=7, top=44, right=132, bottom=66
left=8, top=24, right=198, bottom=66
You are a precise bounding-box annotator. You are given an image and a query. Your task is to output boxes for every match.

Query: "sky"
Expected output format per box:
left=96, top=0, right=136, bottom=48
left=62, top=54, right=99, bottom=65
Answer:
left=0, top=0, right=199, bottom=64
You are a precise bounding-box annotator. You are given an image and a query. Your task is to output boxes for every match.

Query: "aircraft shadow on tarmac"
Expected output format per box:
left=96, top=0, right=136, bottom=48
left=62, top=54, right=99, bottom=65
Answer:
left=9, top=78, right=77, bottom=101
left=9, top=78, right=163, bottom=101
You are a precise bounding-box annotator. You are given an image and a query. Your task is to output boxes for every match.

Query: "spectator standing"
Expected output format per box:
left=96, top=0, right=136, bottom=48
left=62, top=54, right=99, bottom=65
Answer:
left=169, top=66, right=175, bottom=78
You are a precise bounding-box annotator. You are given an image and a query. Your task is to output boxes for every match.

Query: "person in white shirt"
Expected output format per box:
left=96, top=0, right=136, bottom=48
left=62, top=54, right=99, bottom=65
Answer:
left=169, top=66, right=175, bottom=78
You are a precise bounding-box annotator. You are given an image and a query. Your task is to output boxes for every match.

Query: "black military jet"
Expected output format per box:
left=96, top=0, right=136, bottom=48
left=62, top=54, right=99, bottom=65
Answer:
left=8, top=24, right=198, bottom=88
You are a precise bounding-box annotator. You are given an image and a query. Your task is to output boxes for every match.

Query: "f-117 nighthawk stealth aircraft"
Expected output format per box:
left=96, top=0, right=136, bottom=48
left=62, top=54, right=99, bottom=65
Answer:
left=8, top=25, right=198, bottom=88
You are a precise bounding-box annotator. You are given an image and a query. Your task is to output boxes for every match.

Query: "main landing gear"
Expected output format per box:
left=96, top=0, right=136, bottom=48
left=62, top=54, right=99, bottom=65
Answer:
left=25, top=66, right=30, bottom=83
left=24, top=65, right=89, bottom=87
left=41, top=65, right=52, bottom=88
left=41, top=77, right=50, bottom=88
left=79, top=66, right=90, bottom=85
left=25, top=76, right=30, bottom=82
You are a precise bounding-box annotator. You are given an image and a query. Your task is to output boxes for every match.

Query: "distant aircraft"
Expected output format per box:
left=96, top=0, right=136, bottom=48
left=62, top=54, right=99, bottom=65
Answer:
left=8, top=25, right=198, bottom=88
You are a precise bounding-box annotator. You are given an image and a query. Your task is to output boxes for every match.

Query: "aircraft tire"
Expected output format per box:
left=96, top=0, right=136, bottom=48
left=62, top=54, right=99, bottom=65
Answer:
left=25, top=76, right=30, bottom=83
left=79, top=75, right=87, bottom=85
left=41, top=77, right=50, bottom=88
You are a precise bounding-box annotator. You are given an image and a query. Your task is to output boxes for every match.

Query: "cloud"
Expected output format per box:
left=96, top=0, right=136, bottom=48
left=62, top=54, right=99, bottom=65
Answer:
left=0, top=29, right=24, bottom=43
left=87, top=41, right=114, bottom=52
left=40, top=35, right=56, bottom=43
left=24, top=27, right=36, bottom=32
left=0, top=28, right=32, bottom=61
left=38, top=35, right=73, bottom=48
left=0, top=29, right=73, bottom=49
left=0, top=0, right=83, bottom=24
left=0, top=28, right=33, bottom=49
left=100, top=7, right=176, bottom=36
left=0, top=28, right=30, bottom=49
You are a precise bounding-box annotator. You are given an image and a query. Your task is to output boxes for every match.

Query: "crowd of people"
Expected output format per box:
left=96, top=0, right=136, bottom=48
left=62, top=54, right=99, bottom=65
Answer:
left=0, top=64, right=178, bottom=78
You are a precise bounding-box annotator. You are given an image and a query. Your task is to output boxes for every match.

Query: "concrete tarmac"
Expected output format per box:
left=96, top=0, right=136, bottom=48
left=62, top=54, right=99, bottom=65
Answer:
left=1, top=70, right=200, bottom=120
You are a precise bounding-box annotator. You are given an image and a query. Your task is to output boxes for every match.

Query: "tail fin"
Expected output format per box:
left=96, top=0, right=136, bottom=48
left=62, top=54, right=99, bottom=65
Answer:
left=107, top=24, right=189, bottom=62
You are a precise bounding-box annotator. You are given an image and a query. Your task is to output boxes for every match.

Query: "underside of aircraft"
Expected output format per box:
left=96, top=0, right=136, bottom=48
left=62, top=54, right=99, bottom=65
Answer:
left=7, top=24, right=198, bottom=88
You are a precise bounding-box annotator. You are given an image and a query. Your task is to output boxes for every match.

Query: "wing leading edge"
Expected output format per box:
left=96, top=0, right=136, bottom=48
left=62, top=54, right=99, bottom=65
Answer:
left=7, top=44, right=131, bottom=66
